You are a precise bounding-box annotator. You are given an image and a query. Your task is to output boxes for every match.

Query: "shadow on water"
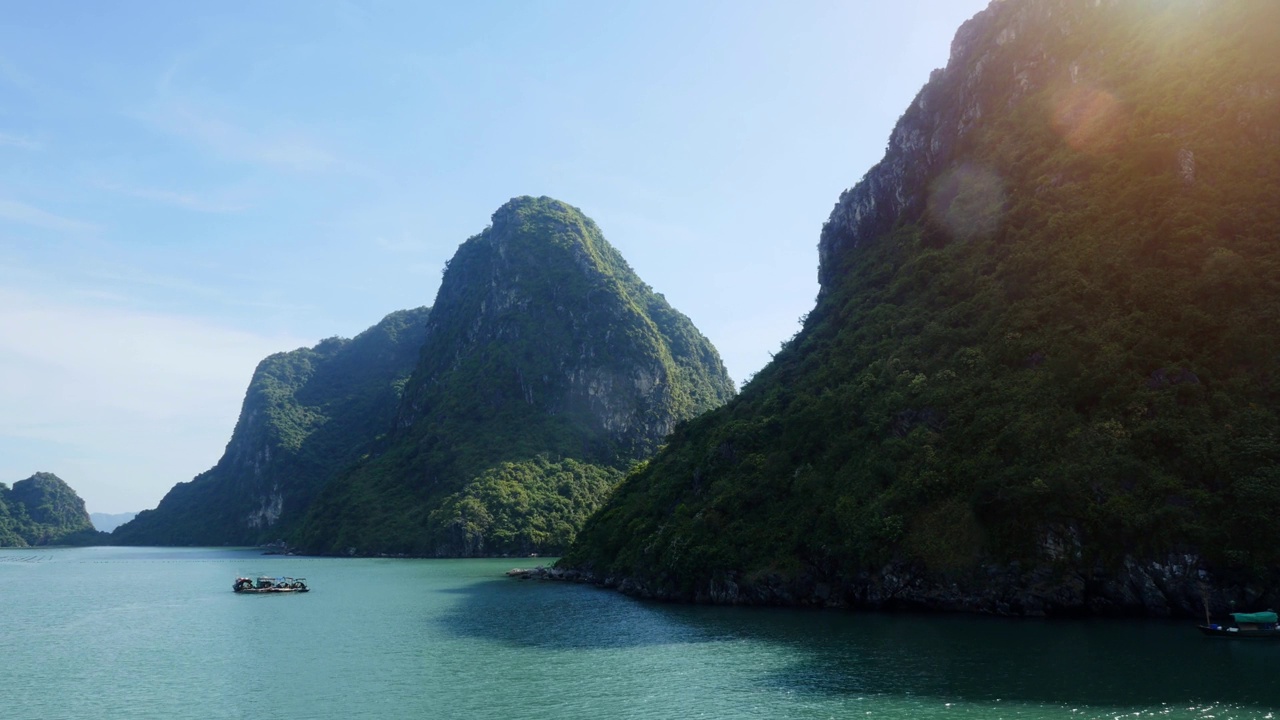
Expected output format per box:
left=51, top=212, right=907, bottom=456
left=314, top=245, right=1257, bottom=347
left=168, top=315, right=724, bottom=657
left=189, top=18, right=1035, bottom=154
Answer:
left=435, top=576, right=719, bottom=650
left=442, top=576, right=1280, bottom=709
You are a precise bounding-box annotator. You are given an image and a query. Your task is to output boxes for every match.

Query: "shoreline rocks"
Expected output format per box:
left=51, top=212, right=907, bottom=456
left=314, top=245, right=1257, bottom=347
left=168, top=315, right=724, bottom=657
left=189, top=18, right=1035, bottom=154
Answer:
left=510, top=555, right=1274, bottom=620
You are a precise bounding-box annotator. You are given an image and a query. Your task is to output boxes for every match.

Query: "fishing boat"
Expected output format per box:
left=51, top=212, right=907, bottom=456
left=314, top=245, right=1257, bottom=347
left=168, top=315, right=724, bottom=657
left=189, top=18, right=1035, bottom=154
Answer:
left=1198, top=611, right=1279, bottom=638
left=233, top=576, right=309, bottom=593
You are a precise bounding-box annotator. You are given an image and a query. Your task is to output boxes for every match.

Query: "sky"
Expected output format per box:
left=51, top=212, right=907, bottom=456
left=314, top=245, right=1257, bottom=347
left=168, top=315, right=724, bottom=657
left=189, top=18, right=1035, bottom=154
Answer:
left=0, top=0, right=991, bottom=514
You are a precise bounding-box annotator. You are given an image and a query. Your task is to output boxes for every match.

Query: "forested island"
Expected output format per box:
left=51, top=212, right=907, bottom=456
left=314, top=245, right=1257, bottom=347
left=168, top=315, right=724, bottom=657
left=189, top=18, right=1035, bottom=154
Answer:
left=561, top=0, right=1280, bottom=616
left=113, top=196, right=735, bottom=558
left=0, top=472, right=105, bottom=546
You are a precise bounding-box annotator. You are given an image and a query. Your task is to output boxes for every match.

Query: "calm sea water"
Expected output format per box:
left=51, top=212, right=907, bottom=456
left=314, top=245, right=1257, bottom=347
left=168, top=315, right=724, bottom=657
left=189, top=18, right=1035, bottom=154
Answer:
left=2, top=547, right=1278, bottom=719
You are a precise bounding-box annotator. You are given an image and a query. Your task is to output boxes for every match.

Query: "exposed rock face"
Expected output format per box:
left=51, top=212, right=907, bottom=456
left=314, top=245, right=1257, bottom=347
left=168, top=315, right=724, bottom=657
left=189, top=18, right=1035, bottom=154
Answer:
left=246, top=490, right=284, bottom=529
left=606, top=559, right=1196, bottom=618
left=294, top=196, right=736, bottom=557
left=396, top=197, right=722, bottom=458
left=817, top=0, right=1242, bottom=290
left=113, top=308, right=430, bottom=546
left=533, top=552, right=1268, bottom=619
left=517, top=554, right=1235, bottom=618
left=1177, top=148, right=1195, bottom=184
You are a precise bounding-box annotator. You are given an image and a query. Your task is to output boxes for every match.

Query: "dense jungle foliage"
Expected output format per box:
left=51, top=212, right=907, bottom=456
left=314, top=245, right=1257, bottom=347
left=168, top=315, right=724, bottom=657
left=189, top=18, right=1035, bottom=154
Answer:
left=427, top=457, right=626, bottom=556
left=564, top=0, right=1280, bottom=597
left=113, top=308, right=430, bottom=546
left=293, top=197, right=735, bottom=556
left=0, top=472, right=101, bottom=547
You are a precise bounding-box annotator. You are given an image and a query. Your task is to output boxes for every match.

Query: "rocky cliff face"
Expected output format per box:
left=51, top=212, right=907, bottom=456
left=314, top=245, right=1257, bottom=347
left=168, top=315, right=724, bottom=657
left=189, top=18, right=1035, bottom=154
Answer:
left=563, top=0, right=1280, bottom=616
left=819, top=0, right=1260, bottom=290
left=294, top=196, right=736, bottom=556
left=113, top=308, right=430, bottom=546
left=820, top=0, right=1068, bottom=284
left=396, top=197, right=725, bottom=458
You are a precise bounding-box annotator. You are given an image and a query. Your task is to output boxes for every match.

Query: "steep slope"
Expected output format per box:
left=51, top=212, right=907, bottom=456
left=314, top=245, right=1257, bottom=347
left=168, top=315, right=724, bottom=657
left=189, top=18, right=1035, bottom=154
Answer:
left=113, top=308, right=430, bottom=546
left=0, top=472, right=99, bottom=546
left=564, top=0, right=1280, bottom=616
left=294, top=196, right=736, bottom=556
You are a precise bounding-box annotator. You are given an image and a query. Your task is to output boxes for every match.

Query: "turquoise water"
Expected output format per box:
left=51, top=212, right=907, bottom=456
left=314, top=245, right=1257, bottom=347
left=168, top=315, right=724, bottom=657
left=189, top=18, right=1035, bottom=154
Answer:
left=3, top=547, right=1279, bottom=719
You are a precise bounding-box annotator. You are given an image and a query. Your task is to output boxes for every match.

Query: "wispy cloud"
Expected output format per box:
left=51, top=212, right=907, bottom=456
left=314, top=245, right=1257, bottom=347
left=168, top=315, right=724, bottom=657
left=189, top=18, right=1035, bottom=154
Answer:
left=139, top=100, right=338, bottom=173
left=375, top=235, right=434, bottom=253
left=138, top=45, right=378, bottom=181
left=79, top=264, right=314, bottom=314
left=0, top=286, right=307, bottom=511
left=82, top=265, right=229, bottom=302
left=0, top=131, right=41, bottom=150
left=94, top=179, right=250, bottom=214
left=0, top=198, right=97, bottom=233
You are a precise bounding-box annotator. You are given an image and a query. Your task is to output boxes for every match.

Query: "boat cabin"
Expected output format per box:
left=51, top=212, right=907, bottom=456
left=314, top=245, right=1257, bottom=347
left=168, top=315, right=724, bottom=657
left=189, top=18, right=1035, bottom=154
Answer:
left=1228, top=611, right=1278, bottom=631
left=1200, top=610, right=1279, bottom=637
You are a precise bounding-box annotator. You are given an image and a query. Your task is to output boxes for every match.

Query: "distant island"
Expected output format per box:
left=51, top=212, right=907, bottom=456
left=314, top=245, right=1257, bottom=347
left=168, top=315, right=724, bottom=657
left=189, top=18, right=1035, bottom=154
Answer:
left=90, top=512, right=137, bottom=533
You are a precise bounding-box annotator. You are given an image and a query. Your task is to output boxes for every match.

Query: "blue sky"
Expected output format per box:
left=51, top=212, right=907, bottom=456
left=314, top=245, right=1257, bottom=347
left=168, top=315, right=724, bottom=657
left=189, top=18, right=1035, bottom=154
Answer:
left=0, top=1, right=989, bottom=514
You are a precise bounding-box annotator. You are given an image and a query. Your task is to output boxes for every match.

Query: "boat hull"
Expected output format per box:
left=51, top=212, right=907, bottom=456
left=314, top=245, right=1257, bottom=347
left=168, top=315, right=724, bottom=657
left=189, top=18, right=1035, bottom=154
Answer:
left=233, top=587, right=308, bottom=594
left=1198, top=625, right=1280, bottom=638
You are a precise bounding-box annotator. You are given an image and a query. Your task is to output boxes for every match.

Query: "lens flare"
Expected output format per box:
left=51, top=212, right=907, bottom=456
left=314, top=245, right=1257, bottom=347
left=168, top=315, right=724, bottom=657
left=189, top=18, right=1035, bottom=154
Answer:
left=927, top=163, right=1007, bottom=243
left=1050, top=83, right=1125, bottom=153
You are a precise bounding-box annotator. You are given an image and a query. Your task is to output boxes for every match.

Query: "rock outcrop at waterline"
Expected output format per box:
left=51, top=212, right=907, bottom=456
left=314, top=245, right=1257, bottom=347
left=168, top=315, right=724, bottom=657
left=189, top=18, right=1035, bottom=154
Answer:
left=511, top=554, right=1248, bottom=618
left=561, top=0, right=1280, bottom=616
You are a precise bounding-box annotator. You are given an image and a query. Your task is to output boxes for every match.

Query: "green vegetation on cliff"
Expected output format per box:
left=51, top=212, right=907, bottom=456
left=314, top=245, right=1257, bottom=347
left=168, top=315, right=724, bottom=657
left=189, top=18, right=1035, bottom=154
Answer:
left=427, top=457, right=626, bottom=556
left=0, top=472, right=100, bottom=547
left=294, top=196, right=735, bottom=556
left=113, top=308, right=430, bottom=546
left=565, top=1, right=1280, bottom=610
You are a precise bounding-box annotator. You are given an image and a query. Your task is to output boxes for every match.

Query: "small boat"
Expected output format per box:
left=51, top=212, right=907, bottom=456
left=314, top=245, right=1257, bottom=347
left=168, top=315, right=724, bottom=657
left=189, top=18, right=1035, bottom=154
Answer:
left=1198, top=610, right=1279, bottom=638
left=233, top=576, right=309, bottom=593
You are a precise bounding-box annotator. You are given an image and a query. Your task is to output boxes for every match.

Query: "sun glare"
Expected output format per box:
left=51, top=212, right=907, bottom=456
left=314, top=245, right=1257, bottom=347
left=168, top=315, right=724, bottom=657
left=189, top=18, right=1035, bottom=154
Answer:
left=1049, top=82, right=1125, bottom=154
